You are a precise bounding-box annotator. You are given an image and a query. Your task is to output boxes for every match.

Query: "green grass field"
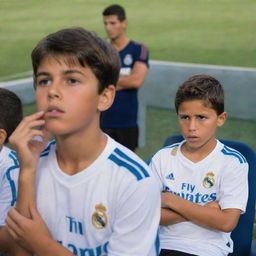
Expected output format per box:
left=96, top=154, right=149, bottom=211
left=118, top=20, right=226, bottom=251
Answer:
left=1, top=0, right=256, bottom=79
left=11, top=0, right=256, bottom=157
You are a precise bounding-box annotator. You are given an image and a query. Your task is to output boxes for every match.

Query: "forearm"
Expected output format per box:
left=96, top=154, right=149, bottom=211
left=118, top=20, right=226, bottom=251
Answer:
left=16, top=168, right=36, bottom=217
left=117, top=74, right=144, bottom=90
left=0, top=226, right=31, bottom=255
left=164, top=193, right=240, bottom=232
left=12, top=168, right=36, bottom=255
left=0, top=226, right=9, bottom=251
left=117, top=62, right=148, bottom=90
left=160, top=208, right=187, bottom=226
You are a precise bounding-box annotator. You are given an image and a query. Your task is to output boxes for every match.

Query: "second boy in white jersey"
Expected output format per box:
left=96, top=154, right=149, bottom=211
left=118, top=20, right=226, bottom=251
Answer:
left=150, top=74, right=248, bottom=256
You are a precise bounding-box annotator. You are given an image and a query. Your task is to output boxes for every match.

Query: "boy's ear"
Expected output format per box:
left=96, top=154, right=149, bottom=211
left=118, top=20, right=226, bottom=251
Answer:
left=98, top=85, right=116, bottom=112
left=0, top=129, right=7, bottom=146
left=217, top=112, right=227, bottom=127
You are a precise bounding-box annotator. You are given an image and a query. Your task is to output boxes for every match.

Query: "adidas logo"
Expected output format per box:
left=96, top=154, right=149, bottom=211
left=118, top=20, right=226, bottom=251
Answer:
left=166, top=172, right=174, bottom=180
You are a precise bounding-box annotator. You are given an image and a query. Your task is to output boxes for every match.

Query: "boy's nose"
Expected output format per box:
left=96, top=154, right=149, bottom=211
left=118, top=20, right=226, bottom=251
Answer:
left=48, top=83, right=61, bottom=99
left=188, top=118, right=197, bottom=131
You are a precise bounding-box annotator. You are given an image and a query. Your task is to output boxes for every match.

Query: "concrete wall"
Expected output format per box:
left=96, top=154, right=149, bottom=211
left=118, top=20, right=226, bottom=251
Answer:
left=0, top=77, right=35, bottom=104
left=138, top=60, right=256, bottom=146
left=1, top=60, right=256, bottom=146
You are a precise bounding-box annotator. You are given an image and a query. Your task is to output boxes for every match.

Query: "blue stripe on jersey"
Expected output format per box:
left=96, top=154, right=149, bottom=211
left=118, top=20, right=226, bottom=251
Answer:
left=40, top=140, right=56, bottom=157
left=114, top=148, right=150, bottom=178
left=109, top=154, right=144, bottom=181
left=5, top=151, right=19, bottom=206
left=155, top=231, right=160, bottom=255
left=221, top=146, right=247, bottom=163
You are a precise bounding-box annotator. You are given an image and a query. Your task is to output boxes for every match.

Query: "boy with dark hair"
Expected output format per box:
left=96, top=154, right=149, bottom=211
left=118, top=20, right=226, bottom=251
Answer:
left=5, top=27, right=160, bottom=256
left=0, top=88, right=23, bottom=252
left=101, top=4, right=149, bottom=151
left=149, top=74, right=248, bottom=256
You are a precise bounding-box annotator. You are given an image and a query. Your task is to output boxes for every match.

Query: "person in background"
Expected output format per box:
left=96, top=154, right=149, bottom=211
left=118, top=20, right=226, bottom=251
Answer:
left=0, top=88, right=23, bottom=254
left=101, top=4, right=149, bottom=152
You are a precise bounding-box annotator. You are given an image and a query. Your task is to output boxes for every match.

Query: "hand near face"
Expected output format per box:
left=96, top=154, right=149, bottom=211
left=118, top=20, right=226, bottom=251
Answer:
left=9, top=111, right=49, bottom=170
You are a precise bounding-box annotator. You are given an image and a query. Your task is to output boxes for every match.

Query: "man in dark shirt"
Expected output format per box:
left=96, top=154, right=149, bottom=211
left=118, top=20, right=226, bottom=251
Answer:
left=101, top=4, right=149, bottom=152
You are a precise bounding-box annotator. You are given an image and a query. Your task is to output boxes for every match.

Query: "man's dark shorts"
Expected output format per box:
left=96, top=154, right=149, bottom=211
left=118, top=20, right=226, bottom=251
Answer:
left=102, top=126, right=138, bottom=152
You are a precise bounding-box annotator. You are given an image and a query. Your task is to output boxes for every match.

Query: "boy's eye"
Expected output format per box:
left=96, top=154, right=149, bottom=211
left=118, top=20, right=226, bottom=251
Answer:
left=197, top=115, right=206, bottom=120
left=37, top=79, right=51, bottom=86
left=179, top=115, right=189, bottom=120
left=68, top=78, right=79, bottom=85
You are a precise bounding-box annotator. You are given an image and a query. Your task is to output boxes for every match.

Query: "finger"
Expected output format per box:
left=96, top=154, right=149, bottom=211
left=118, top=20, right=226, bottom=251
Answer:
left=9, top=119, right=46, bottom=146
left=6, top=225, right=19, bottom=241
left=5, top=215, right=20, bottom=239
left=23, top=111, right=45, bottom=122
left=7, top=208, right=28, bottom=228
left=13, top=111, right=45, bottom=131
left=14, top=120, right=46, bottom=139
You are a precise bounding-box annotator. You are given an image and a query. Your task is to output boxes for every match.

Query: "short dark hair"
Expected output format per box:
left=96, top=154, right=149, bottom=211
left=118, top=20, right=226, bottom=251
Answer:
left=175, top=74, right=224, bottom=115
left=31, top=27, right=120, bottom=93
left=102, top=4, right=126, bottom=21
left=0, top=88, right=23, bottom=143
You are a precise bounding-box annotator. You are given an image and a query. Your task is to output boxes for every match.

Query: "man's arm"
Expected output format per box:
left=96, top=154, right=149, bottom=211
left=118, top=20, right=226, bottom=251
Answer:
left=161, top=192, right=241, bottom=232
left=116, top=61, right=148, bottom=90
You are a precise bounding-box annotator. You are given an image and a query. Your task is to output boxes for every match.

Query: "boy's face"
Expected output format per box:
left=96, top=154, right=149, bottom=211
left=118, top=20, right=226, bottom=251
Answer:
left=34, top=55, right=115, bottom=135
left=0, top=128, right=7, bottom=149
left=177, top=100, right=226, bottom=152
left=103, top=15, right=127, bottom=41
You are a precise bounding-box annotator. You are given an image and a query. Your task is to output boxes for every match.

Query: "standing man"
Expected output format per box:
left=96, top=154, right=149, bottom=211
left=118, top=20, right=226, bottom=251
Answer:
left=101, top=4, right=149, bottom=152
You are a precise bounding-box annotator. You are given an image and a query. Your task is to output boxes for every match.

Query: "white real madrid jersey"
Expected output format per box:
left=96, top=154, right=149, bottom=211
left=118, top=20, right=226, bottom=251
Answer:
left=36, top=136, right=160, bottom=256
left=150, top=140, right=248, bottom=256
left=0, top=146, right=19, bottom=225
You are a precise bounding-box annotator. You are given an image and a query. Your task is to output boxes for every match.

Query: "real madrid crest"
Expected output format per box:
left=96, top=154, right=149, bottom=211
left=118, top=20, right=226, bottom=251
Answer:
left=124, top=54, right=133, bottom=65
left=202, top=172, right=215, bottom=188
left=92, top=203, right=108, bottom=229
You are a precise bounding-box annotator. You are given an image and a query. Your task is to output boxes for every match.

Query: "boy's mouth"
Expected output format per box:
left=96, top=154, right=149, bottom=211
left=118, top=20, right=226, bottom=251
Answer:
left=186, top=135, right=199, bottom=141
left=45, top=106, right=64, bottom=116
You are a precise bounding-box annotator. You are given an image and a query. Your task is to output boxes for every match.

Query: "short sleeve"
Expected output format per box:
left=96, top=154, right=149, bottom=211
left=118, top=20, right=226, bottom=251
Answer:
left=134, top=43, right=149, bottom=67
left=0, top=166, right=19, bottom=225
left=149, top=156, right=165, bottom=192
left=219, top=160, right=248, bottom=213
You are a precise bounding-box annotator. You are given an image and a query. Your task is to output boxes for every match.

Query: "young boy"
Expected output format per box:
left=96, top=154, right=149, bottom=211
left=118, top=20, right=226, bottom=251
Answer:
left=0, top=88, right=23, bottom=252
left=149, top=74, right=248, bottom=256
left=5, top=27, right=160, bottom=256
